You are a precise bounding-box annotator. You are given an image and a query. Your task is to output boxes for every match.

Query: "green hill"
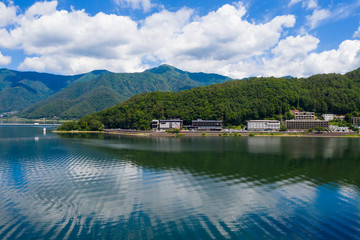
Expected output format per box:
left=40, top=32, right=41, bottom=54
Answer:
left=0, top=69, right=109, bottom=113
left=20, top=65, right=230, bottom=119
left=72, top=68, right=360, bottom=130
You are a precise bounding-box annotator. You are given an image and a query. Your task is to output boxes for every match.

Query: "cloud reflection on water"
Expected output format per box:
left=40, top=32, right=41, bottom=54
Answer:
left=0, top=128, right=360, bottom=239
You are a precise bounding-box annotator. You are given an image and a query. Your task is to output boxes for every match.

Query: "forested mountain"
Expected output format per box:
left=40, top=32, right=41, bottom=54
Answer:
left=0, top=68, right=109, bottom=113
left=20, top=65, right=230, bottom=119
left=74, top=68, right=360, bottom=130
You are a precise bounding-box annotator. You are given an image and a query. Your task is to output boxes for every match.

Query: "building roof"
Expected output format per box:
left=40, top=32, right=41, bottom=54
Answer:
left=295, top=112, right=314, bottom=115
left=286, top=120, right=328, bottom=122
left=247, top=120, right=280, bottom=123
left=192, top=119, right=222, bottom=123
left=159, top=119, right=183, bottom=122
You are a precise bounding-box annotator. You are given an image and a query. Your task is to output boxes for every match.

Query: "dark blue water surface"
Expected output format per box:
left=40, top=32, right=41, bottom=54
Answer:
left=0, top=126, right=359, bottom=239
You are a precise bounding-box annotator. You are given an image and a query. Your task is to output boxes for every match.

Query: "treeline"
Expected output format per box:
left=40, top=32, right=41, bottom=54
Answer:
left=60, top=68, right=360, bottom=130
left=56, top=119, right=103, bottom=131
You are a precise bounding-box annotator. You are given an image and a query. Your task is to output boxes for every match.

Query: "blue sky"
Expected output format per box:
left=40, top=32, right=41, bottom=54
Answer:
left=0, top=0, right=360, bottom=78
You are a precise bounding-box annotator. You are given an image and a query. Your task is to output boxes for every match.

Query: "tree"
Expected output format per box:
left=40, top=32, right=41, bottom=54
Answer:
left=345, top=113, right=353, bottom=124
left=315, top=126, right=325, bottom=133
left=78, top=119, right=88, bottom=130
left=280, top=126, right=287, bottom=131
left=57, top=121, right=79, bottom=131
left=87, top=119, right=103, bottom=131
left=283, top=111, right=294, bottom=120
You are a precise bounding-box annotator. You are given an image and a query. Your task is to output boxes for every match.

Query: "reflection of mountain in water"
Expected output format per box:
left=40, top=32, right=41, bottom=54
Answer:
left=64, top=134, right=360, bottom=188
left=1, top=127, right=360, bottom=239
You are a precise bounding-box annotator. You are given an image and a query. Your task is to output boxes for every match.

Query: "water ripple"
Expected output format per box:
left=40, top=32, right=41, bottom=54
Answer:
left=1, top=128, right=360, bottom=239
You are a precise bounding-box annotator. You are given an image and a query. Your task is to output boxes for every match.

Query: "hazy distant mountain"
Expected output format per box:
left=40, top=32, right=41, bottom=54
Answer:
left=0, top=68, right=110, bottom=113
left=19, top=65, right=231, bottom=119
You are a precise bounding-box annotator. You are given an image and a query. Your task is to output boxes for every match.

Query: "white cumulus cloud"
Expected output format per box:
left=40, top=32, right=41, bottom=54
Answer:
left=0, top=50, right=11, bottom=65
left=0, top=2, right=17, bottom=27
left=0, top=1, right=360, bottom=78
left=147, top=4, right=296, bottom=77
left=7, top=1, right=296, bottom=76
left=257, top=37, right=360, bottom=77
left=304, top=40, right=360, bottom=75
left=23, top=0, right=58, bottom=19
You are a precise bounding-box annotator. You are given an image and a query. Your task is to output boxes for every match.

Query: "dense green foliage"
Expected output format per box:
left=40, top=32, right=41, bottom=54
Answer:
left=20, top=65, right=230, bottom=119
left=315, top=127, right=326, bottom=132
left=76, top=68, right=360, bottom=130
left=0, top=68, right=109, bottom=113
left=56, top=117, right=103, bottom=131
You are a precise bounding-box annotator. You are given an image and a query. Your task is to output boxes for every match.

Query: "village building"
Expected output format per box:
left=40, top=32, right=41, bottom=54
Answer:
left=353, top=117, right=360, bottom=127
left=152, top=119, right=183, bottom=130
left=247, top=120, right=280, bottom=131
left=329, top=125, right=350, bottom=132
left=285, top=120, right=329, bottom=130
left=295, top=112, right=315, bottom=120
left=322, top=114, right=334, bottom=121
left=151, top=120, right=159, bottom=130
left=190, top=119, right=222, bottom=131
left=334, top=115, right=345, bottom=120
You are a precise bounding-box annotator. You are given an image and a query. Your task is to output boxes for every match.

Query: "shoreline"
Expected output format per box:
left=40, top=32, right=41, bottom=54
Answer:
left=53, top=129, right=360, bottom=138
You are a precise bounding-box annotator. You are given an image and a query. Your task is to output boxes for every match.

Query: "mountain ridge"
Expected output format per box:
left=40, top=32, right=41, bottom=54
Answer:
left=0, top=68, right=111, bottom=113
left=18, top=65, right=231, bottom=119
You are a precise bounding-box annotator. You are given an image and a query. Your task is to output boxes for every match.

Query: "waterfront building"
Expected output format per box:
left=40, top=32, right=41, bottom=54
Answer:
left=151, top=120, right=159, bottom=130
left=329, top=125, right=349, bottom=132
left=353, top=117, right=360, bottom=127
left=151, top=119, right=183, bottom=130
left=191, top=119, right=222, bottom=131
left=159, top=119, right=183, bottom=130
left=285, top=120, right=329, bottom=130
left=322, top=114, right=334, bottom=121
left=247, top=120, right=280, bottom=131
left=295, top=112, right=315, bottom=120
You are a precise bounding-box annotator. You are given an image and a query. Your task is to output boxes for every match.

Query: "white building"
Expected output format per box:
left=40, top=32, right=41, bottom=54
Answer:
left=322, top=114, right=334, bottom=121
left=151, top=120, right=159, bottom=130
left=159, top=119, right=183, bottom=130
left=247, top=120, right=281, bottom=131
left=329, top=125, right=350, bottom=132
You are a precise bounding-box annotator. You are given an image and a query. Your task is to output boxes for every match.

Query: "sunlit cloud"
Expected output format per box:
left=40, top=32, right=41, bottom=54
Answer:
left=0, top=1, right=360, bottom=78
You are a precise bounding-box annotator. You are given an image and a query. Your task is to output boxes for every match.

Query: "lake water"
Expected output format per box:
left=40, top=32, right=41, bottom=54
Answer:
left=0, top=126, right=359, bottom=239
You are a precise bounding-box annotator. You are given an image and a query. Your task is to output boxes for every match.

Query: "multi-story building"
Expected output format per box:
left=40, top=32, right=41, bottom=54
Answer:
left=329, top=125, right=349, bottom=132
left=322, top=114, right=334, bottom=121
left=151, top=120, right=159, bottom=130
left=152, top=119, right=183, bottom=130
left=285, top=120, right=329, bottom=130
left=247, top=120, right=280, bottom=131
left=295, top=112, right=315, bottom=120
left=191, top=119, right=222, bottom=131
left=334, top=115, right=345, bottom=120
left=353, top=117, right=360, bottom=127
